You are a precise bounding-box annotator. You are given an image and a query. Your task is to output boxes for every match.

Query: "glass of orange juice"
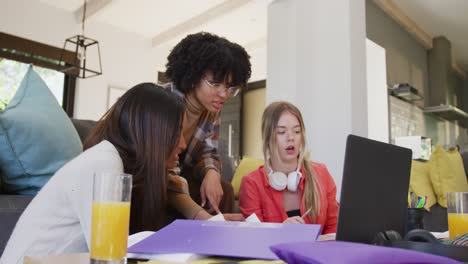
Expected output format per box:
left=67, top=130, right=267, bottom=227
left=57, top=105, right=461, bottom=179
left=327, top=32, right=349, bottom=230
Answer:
left=91, top=172, right=132, bottom=264
left=447, top=192, right=468, bottom=238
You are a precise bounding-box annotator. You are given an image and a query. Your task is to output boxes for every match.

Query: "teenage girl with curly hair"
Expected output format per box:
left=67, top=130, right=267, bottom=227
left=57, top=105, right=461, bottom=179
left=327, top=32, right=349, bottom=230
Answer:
left=164, top=32, right=251, bottom=220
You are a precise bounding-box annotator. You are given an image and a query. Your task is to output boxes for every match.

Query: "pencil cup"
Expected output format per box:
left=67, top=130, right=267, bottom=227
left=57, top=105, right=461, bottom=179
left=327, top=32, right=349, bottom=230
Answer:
left=447, top=192, right=468, bottom=238
left=405, top=208, right=424, bottom=234
left=90, top=172, right=132, bottom=264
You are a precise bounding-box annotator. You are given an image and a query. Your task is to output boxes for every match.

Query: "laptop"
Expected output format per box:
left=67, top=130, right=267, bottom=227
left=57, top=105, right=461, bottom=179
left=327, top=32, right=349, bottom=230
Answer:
left=336, top=134, right=412, bottom=244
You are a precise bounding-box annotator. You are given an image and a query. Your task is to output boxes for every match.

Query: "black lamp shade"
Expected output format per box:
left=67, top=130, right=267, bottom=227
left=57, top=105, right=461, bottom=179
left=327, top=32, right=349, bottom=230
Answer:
left=59, top=35, right=102, bottom=78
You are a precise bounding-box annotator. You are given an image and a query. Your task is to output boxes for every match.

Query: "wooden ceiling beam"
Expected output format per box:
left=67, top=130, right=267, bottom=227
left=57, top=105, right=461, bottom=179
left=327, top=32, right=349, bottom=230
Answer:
left=374, top=0, right=467, bottom=79
left=453, top=63, right=467, bottom=80
left=151, top=0, right=252, bottom=47
left=373, top=0, right=432, bottom=49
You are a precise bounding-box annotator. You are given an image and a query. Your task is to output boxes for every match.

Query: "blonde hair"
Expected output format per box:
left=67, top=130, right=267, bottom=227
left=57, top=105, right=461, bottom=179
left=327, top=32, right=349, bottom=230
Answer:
left=261, top=101, right=321, bottom=221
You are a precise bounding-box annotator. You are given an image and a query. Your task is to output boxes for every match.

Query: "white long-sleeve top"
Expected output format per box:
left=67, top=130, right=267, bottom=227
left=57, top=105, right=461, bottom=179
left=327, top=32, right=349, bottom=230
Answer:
left=0, top=141, right=123, bottom=264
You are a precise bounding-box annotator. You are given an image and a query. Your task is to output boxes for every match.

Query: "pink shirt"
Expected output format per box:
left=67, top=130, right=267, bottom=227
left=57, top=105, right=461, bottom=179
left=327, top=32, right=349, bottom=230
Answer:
left=239, top=161, right=339, bottom=234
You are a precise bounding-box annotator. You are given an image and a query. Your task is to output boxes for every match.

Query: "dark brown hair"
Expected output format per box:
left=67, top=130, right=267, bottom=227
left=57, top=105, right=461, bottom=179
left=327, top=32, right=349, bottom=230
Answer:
left=84, top=83, right=185, bottom=233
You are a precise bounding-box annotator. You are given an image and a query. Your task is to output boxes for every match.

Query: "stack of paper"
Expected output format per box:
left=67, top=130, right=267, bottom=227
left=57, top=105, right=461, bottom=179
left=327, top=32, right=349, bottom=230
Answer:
left=127, top=231, right=206, bottom=262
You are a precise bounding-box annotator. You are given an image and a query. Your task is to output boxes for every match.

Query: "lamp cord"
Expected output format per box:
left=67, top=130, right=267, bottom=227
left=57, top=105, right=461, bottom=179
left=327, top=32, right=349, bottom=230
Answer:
left=81, top=0, right=87, bottom=35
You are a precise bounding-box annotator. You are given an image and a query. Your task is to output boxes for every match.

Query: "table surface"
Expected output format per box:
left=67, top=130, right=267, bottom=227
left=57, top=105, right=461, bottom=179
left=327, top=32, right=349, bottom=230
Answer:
left=21, top=234, right=338, bottom=264
left=23, top=253, right=286, bottom=264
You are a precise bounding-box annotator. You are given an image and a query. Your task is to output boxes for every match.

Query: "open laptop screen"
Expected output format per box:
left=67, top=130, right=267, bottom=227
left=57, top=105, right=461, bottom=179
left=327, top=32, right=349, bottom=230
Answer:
left=336, top=135, right=412, bottom=243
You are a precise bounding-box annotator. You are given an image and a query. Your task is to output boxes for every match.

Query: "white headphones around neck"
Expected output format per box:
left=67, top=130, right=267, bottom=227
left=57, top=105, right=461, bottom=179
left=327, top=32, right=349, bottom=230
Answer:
left=267, top=163, right=302, bottom=192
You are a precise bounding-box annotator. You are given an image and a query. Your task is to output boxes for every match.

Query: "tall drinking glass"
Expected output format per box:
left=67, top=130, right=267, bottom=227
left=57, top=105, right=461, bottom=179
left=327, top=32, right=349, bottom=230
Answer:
left=90, top=172, right=132, bottom=264
left=447, top=192, right=468, bottom=238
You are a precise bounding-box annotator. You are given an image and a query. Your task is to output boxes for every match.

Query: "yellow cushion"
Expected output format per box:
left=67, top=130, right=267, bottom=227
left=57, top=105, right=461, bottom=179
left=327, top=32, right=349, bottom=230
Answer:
left=429, top=145, right=468, bottom=207
left=409, top=160, right=436, bottom=210
left=231, top=156, right=264, bottom=198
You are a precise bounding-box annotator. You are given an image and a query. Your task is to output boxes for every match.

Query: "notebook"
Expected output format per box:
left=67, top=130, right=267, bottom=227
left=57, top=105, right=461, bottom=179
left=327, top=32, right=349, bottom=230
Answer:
left=127, top=219, right=321, bottom=260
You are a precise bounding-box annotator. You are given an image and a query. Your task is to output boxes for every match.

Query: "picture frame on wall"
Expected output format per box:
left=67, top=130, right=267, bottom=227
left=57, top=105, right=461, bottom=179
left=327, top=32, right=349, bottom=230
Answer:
left=107, top=86, right=127, bottom=110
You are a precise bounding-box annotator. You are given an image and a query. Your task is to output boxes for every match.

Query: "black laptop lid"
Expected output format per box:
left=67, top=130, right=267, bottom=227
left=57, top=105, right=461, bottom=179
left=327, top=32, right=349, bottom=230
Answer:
left=336, top=134, right=412, bottom=244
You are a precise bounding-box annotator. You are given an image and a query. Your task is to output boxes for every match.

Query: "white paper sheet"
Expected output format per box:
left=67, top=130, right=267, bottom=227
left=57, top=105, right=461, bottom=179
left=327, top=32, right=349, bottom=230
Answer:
left=127, top=231, right=206, bottom=262
left=208, top=213, right=226, bottom=221
left=246, top=213, right=261, bottom=223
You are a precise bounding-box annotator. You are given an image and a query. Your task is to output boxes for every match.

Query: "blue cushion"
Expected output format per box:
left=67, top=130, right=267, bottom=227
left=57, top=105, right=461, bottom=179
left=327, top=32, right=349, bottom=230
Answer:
left=0, top=66, right=82, bottom=195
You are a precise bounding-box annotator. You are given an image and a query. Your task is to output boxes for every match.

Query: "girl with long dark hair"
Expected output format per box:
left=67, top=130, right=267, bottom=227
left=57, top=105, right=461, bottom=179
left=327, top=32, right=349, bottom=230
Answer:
left=2, top=83, right=186, bottom=264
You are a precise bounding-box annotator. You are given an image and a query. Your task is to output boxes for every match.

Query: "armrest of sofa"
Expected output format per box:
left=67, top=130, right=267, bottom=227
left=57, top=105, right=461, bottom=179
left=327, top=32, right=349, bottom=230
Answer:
left=71, top=118, right=97, bottom=144
left=0, top=195, right=33, bottom=255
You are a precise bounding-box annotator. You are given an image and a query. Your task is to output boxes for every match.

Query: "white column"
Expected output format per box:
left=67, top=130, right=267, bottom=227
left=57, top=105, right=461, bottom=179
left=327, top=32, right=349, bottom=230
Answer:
left=366, top=39, right=389, bottom=143
left=267, top=0, right=368, bottom=199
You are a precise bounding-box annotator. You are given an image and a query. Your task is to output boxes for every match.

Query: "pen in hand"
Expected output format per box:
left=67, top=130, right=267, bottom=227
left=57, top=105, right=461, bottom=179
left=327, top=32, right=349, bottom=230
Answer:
left=301, top=207, right=312, bottom=219
left=284, top=208, right=311, bottom=224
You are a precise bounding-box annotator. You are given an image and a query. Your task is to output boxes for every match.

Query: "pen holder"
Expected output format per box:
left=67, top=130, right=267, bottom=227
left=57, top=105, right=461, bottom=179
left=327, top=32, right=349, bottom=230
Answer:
left=406, top=208, right=425, bottom=234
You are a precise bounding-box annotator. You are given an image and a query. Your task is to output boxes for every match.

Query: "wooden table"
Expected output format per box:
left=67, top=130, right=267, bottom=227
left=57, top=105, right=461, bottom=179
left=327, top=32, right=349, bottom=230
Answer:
left=23, top=253, right=285, bottom=264
left=22, top=234, right=336, bottom=263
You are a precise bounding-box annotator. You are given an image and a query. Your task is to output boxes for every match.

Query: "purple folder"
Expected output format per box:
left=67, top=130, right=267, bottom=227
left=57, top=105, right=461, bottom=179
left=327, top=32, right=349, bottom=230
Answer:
left=128, top=219, right=321, bottom=260
left=270, top=241, right=461, bottom=264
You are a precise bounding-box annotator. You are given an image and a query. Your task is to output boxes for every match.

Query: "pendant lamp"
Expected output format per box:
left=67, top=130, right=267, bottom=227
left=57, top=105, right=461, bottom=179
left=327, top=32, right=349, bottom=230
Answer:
left=59, top=0, right=102, bottom=78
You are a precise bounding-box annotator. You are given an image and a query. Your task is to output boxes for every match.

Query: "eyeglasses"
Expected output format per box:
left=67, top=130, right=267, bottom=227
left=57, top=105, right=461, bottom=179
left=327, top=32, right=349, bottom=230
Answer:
left=204, top=78, right=241, bottom=97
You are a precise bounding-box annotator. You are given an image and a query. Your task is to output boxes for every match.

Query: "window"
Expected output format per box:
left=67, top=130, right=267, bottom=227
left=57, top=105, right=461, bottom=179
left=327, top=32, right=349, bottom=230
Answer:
left=0, top=32, right=76, bottom=116
left=0, top=58, right=65, bottom=110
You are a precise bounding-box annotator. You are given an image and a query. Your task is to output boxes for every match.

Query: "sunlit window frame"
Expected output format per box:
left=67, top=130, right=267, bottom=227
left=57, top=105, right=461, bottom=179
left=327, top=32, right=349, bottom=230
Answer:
left=0, top=32, right=77, bottom=116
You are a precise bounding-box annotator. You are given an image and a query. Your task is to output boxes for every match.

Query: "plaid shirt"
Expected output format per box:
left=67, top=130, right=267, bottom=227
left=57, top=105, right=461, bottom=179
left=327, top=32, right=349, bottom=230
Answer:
left=164, top=83, right=222, bottom=183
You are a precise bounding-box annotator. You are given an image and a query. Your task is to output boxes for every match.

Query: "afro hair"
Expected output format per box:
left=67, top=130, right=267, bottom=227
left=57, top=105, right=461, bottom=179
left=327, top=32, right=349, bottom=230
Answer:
left=165, top=32, right=252, bottom=94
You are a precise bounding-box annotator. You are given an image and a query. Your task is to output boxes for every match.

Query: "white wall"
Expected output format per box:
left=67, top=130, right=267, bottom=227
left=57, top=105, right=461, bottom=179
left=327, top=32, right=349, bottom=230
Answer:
left=2, top=0, right=155, bottom=120
left=248, top=46, right=267, bottom=81
left=366, top=39, right=389, bottom=143
left=74, top=21, right=155, bottom=119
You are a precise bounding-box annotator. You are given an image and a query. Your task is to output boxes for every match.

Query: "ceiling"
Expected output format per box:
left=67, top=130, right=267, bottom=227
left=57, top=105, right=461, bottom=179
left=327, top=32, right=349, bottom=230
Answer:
left=393, top=0, right=468, bottom=71
left=37, top=0, right=468, bottom=72
left=37, top=0, right=269, bottom=52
